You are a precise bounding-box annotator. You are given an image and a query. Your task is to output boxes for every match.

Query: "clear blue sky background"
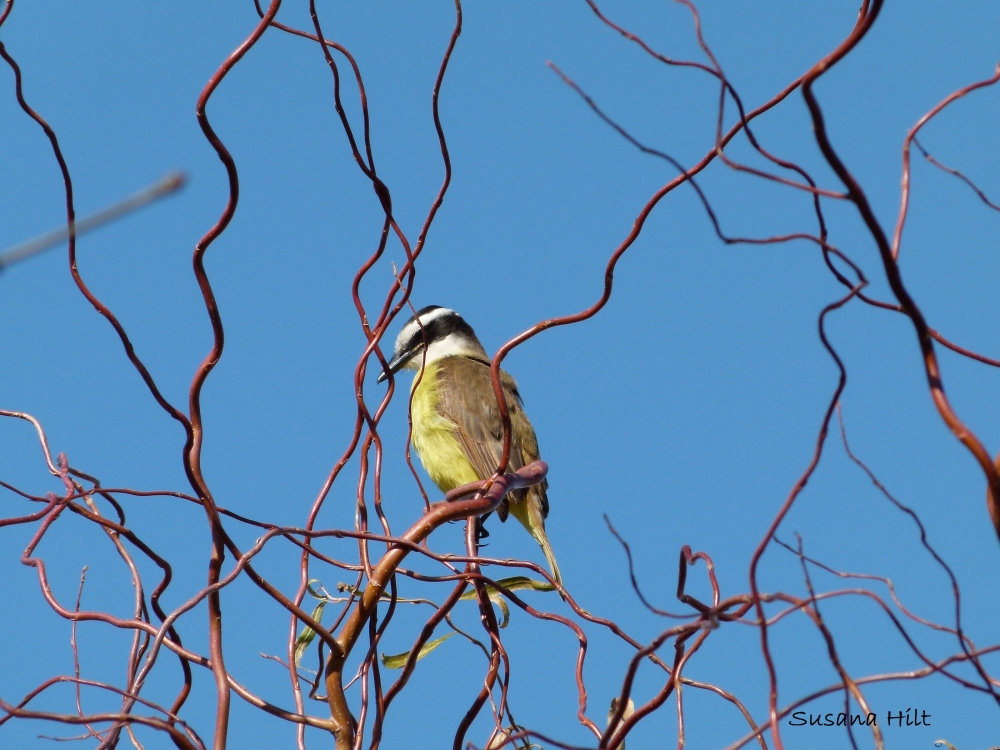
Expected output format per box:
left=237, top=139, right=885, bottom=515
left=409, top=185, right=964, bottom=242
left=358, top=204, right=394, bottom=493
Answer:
left=2, top=2, right=999, bottom=748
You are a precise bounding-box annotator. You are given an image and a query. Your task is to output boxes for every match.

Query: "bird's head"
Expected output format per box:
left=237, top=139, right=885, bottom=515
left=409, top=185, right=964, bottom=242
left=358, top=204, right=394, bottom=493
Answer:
left=377, top=306, right=489, bottom=383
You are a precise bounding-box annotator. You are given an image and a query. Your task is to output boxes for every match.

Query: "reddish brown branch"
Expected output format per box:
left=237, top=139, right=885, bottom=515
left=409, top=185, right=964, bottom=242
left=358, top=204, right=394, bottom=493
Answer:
left=799, top=0, right=1000, bottom=546
left=323, top=461, right=547, bottom=749
left=894, top=65, right=1000, bottom=259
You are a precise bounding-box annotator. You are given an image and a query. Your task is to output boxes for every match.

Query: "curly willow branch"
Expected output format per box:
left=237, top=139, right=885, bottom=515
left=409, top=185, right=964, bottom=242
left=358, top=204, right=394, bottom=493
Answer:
left=3, top=3, right=1000, bottom=750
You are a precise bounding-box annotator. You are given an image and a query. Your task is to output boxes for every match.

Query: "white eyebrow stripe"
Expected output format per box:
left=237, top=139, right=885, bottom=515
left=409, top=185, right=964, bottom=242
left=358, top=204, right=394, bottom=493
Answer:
left=395, top=307, right=456, bottom=351
left=415, top=306, right=454, bottom=327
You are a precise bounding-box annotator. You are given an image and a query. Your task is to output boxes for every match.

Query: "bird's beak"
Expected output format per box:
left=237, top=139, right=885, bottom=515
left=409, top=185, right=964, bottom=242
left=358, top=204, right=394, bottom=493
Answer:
left=377, top=346, right=420, bottom=384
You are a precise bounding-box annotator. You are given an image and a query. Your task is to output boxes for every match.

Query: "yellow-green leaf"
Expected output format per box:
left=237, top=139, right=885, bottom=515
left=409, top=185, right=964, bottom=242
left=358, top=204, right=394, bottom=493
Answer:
left=493, top=596, right=511, bottom=628
left=293, top=600, right=326, bottom=666
left=460, top=587, right=511, bottom=627
left=459, top=577, right=552, bottom=628
left=305, top=579, right=325, bottom=600
left=459, top=577, right=555, bottom=598
left=380, top=632, right=455, bottom=669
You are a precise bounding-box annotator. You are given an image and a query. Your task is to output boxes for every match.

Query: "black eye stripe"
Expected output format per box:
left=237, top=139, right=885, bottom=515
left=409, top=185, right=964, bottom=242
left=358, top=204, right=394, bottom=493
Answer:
left=424, top=313, right=475, bottom=343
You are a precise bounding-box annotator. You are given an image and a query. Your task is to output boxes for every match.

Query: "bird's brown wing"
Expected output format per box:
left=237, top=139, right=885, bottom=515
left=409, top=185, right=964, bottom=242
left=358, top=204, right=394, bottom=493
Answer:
left=434, top=357, right=539, bottom=519
left=512, top=394, right=549, bottom=520
left=435, top=356, right=557, bottom=585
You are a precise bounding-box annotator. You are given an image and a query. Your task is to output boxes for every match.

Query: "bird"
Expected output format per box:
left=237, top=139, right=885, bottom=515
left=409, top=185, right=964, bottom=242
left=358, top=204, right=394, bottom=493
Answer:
left=377, top=305, right=561, bottom=585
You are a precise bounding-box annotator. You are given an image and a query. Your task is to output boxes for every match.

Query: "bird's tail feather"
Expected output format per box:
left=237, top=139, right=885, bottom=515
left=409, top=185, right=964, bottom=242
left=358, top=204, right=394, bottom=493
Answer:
left=508, top=494, right=563, bottom=590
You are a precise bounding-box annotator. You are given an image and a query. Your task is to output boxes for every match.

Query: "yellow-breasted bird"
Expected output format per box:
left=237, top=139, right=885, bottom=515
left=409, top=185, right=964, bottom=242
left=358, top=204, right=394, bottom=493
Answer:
left=378, top=306, right=561, bottom=585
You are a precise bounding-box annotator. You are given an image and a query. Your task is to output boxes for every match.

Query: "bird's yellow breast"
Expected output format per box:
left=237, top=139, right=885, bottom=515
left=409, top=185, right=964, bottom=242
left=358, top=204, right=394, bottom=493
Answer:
left=409, top=360, right=481, bottom=492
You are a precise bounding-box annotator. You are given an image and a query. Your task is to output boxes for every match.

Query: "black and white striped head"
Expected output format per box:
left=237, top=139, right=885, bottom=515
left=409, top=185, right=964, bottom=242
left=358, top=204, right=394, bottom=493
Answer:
left=377, top=306, right=488, bottom=383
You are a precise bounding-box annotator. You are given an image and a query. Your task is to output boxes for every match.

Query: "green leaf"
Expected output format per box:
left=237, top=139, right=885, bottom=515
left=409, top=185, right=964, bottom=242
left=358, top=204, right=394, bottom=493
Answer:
left=305, top=579, right=325, bottom=600
left=459, top=576, right=555, bottom=597
left=461, top=588, right=511, bottom=627
left=493, top=596, right=511, bottom=628
left=458, top=577, right=552, bottom=628
left=380, top=632, right=455, bottom=669
left=293, top=600, right=327, bottom=666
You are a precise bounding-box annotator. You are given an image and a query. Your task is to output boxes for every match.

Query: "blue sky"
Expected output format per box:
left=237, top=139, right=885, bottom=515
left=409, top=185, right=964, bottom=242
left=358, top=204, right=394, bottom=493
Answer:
left=2, top=2, right=1000, bottom=748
